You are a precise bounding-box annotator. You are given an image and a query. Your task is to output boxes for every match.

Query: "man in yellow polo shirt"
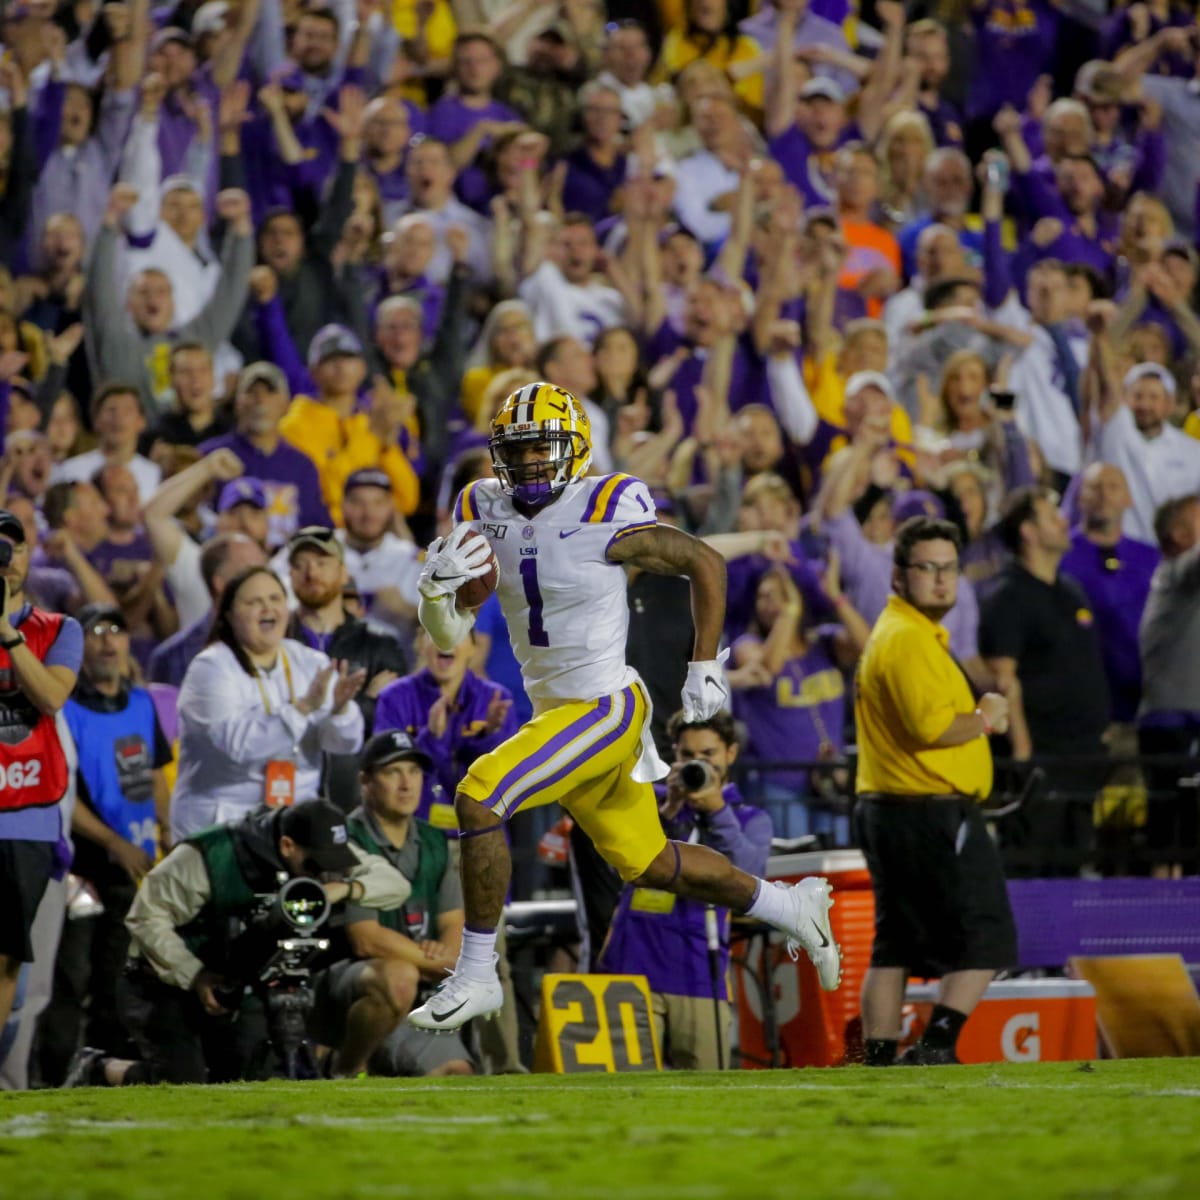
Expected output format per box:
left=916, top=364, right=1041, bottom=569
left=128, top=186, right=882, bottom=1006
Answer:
left=853, top=515, right=1017, bottom=1067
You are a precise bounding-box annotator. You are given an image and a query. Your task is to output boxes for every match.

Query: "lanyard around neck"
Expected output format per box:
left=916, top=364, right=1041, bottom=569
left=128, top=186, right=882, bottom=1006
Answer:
left=253, top=650, right=296, bottom=715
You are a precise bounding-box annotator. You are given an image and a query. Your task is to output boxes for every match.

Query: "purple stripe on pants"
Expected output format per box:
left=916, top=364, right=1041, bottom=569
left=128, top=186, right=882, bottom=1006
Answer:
left=498, top=688, right=638, bottom=816
left=488, top=695, right=615, bottom=806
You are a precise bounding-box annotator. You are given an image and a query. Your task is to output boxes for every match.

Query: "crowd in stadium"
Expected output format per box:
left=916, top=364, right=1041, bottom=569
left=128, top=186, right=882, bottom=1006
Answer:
left=1, top=0, right=1200, bottom=1085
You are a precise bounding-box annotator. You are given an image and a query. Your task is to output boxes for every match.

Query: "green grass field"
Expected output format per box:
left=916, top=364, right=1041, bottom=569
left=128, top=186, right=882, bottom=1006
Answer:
left=2, top=1061, right=1198, bottom=1199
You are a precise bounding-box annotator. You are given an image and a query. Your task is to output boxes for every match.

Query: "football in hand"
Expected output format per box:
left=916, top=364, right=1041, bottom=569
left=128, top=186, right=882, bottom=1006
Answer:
left=455, top=528, right=499, bottom=611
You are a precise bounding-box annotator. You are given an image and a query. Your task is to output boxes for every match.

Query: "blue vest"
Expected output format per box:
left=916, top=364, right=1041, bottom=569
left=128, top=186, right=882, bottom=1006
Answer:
left=64, top=688, right=159, bottom=856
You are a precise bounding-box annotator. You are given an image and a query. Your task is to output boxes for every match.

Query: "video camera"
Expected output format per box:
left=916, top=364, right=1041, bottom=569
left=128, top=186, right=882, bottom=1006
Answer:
left=217, top=876, right=332, bottom=1077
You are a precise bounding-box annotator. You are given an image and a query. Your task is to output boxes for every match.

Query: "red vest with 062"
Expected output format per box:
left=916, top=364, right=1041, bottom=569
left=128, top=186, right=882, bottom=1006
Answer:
left=0, top=610, right=70, bottom=811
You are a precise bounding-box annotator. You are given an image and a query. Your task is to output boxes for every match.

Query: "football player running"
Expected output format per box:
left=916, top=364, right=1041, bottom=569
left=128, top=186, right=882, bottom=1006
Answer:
left=409, top=382, right=841, bottom=1030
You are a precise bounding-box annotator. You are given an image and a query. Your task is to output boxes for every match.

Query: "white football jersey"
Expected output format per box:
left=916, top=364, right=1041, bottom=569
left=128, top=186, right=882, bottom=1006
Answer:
left=453, top=473, right=658, bottom=705
left=338, top=531, right=422, bottom=639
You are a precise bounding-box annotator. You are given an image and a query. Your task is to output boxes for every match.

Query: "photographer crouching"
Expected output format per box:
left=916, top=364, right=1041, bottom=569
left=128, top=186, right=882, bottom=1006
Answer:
left=69, top=801, right=412, bottom=1086
left=598, top=712, right=771, bottom=1069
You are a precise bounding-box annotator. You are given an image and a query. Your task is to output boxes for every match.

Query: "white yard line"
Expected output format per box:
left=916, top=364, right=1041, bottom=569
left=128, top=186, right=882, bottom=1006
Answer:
left=0, top=1111, right=541, bottom=1139
left=213, top=1077, right=1200, bottom=1098
left=3, top=1076, right=1193, bottom=1142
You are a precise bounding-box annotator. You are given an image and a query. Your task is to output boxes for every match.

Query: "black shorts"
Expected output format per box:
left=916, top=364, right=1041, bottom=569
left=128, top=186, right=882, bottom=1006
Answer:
left=0, top=839, right=56, bottom=962
left=853, top=797, right=1017, bottom=977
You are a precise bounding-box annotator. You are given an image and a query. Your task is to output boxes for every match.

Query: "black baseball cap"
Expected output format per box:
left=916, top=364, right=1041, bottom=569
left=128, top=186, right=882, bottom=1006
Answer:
left=361, top=730, right=433, bottom=774
left=76, top=603, right=128, bottom=633
left=344, top=468, right=393, bottom=494
left=278, top=800, right=359, bottom=872
left=0, top=509, right=26, bottom=544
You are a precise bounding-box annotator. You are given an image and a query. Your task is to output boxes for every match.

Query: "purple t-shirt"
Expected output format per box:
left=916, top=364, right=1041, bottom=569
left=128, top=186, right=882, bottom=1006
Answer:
left=919, top=95, right=965, bottom=149
left=560, top=147, right=629, bottom=224
left=598, top=785, right=771, bottom=998
left=87, top=531, right=155, bottom=585
left=767, top=121, right=858, bottom=210
left=156, top=71, right=221, bottom=215
left=967, top=0, right=1060, bottom=121
left=1060, top=530, right=1160, bottom=723
left=25, top=562, right=78, bottom=615
left=473, top=593, right=532, bottom=726
left=197, top=432, right=331, bottom=544
left=733, top=628, right=846, bottom=792
left=0, top=606, right=83, bottom=842
left=1013, top=161, right=1120, bottom=276
left=426, top=96, right=521, bottom=147
left=823, top=511, right=980, bottom=661
left=646, top=323, right=767, bottom=436
left=427, top=95, right=522, bottom=213
left=725, top=544, right=829, bottom=642
left=372, top=667, right=518, bottom=829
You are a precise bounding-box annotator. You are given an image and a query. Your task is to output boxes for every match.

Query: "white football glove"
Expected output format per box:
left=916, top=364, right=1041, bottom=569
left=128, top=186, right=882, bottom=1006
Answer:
left=681, top=647, right=731, bottom=722
left=417, top=525, right=493, bottom=601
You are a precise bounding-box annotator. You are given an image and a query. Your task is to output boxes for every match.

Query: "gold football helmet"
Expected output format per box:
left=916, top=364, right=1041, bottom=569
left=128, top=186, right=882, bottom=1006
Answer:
left=489, top=381, right=593, bottom=508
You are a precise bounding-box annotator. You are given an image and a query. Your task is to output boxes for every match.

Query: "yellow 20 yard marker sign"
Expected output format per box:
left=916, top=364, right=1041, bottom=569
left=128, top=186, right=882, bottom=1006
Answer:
left=532, top=974, right=663, bottom=1073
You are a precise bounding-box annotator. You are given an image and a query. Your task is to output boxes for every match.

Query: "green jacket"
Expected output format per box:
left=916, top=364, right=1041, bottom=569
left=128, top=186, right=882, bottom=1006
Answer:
left=346, top=810, right=448, bottom=941
left=178, top=816, right=288, bottom=973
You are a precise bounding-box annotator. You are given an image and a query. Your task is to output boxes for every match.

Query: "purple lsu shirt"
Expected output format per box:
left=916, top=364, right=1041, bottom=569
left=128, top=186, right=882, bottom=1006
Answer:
left=732, top=628, right=847, bottom=792
left=197, top=432, right=331, bottom=544
left=372, top=667, right=518, bottom=829
left=1060, top=530, right=1160, bottom=723
left=599, top=785, right=772, bottom=999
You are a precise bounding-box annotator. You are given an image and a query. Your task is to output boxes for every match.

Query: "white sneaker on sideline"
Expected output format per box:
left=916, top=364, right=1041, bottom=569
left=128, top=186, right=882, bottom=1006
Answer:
left=407, top=964, right=503, bottom=1031
left=776, top=877, right=842, bottom=990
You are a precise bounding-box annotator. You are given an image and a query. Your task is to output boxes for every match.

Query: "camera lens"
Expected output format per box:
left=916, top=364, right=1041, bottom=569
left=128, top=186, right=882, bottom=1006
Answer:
left=278, top=877, right=329, bottom=931
left=679, top=761, right=710, bottom=792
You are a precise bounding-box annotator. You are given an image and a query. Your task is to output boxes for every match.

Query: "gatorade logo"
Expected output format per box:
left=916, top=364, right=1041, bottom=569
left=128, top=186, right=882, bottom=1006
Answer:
left=1001, top=1012, right=1041, bottom=1062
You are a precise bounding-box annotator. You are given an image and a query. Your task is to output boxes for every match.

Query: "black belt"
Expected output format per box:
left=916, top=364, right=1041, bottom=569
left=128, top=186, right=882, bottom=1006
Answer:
left=857, top=792, right=969, bottom=805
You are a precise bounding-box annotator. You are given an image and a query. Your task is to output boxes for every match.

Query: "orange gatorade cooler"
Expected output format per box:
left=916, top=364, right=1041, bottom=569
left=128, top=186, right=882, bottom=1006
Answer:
left=901, top=979, right=1097, bottom=1063
left=732, top=850, right=875, bottom=1068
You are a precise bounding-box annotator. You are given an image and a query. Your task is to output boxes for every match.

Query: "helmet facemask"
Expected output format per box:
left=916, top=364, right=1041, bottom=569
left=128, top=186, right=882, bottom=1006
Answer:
left=490, top=427, right=590, bottom=509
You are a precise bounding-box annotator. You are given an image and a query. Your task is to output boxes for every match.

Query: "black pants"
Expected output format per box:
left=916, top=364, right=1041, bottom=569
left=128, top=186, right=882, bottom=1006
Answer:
left=117, top=964, right=271, bottom=1085
left=1139, top=726, right=1200, bottom=873
left=854, top=796, right=1017, bottom=977
left=0, top=839, right=56, bottom=963
left=38, top=878, right=137, bottom=1086
left=997, top=745, right=1106, bottom=878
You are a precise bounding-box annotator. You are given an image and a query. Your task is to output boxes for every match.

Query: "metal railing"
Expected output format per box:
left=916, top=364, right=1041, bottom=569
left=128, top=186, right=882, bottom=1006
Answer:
left=732, top=753, right=1200, bottom=878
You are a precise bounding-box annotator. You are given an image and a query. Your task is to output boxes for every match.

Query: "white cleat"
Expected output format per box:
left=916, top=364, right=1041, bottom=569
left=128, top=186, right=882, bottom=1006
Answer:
left=776, top=876, right=842, bottom=991
left=407, top=967, right=503, bottom=1031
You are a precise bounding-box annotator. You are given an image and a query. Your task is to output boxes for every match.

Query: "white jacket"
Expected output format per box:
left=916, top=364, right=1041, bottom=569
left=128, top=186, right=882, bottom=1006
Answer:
left=170, top=639, right=364, bottom=840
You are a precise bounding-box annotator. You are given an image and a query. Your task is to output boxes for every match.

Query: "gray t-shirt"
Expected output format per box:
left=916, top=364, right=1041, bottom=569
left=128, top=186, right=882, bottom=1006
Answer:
left=1141, top=76, right=1200, bottom=239
left=344, top=807, right=462, bottom=934
left=1139, top=545, right=1200, bottom=718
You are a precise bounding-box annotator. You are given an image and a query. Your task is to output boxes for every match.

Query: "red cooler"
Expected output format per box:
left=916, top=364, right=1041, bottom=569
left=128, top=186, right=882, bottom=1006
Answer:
left=732, top=850, right=875, bottom=1068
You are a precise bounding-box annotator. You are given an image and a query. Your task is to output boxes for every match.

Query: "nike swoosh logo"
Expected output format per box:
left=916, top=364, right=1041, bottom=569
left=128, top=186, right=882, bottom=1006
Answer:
left=559, top=529, right=582, bottom=539
left=430, top=999, right=469, bottom=1023
left=703, top=674, right=728, bottom=698
left=431, top=572, right=460, bottom=583
left=811, top=918, right=830, bottom=949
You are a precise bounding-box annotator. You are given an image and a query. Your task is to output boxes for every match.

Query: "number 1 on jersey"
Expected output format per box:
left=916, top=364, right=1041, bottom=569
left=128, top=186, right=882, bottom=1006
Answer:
left=520, top=558, right=550, bottom=647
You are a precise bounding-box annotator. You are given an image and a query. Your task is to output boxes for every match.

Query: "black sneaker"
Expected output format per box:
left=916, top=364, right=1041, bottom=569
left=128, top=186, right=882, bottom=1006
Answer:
left=897, top=1042, right=961, bottom=1066
left=62, top=1047, right=105, bottom=1088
